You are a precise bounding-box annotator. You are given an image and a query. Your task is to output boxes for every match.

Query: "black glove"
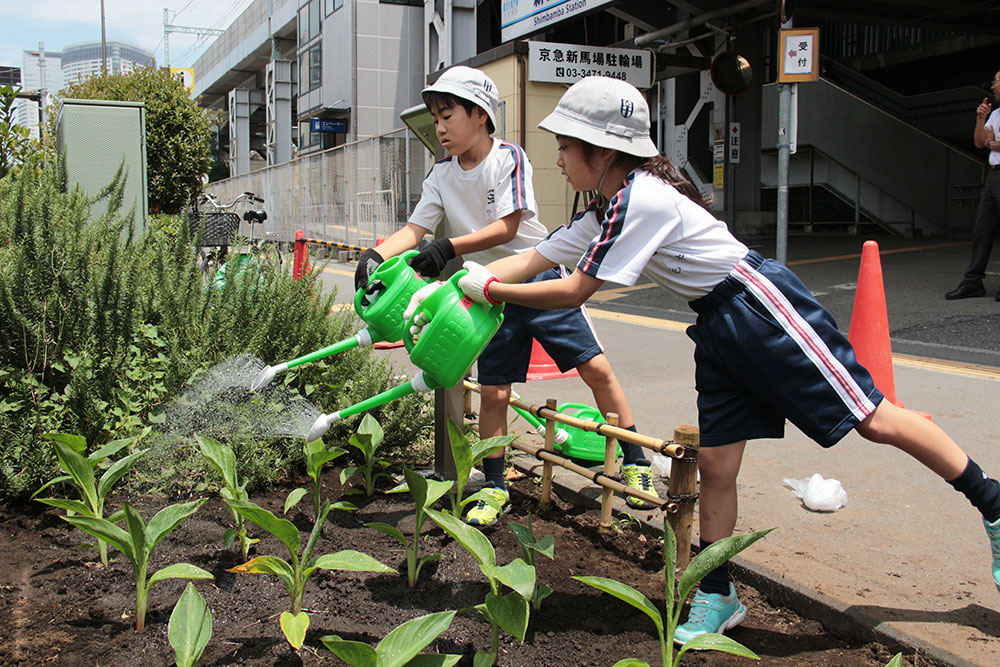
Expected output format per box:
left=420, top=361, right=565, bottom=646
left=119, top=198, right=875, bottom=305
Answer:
left=409, top=238, right=455, bottom=278
left=354, top=248, right=384, bottom=291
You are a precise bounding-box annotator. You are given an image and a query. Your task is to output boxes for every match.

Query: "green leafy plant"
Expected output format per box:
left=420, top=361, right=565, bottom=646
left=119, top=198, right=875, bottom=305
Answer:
left=225, top=498, right=395, bottom=650
left=425, top=508, right=535, bottom=666
left=33, top=430, right=149, bottom=566
left=574, top=519, right=772, bottom=666
left=62, top=499, right=212, bottom=632
left=196, top=435, right=258, bottom=561
left=321, top=610, right=462, bottom=666
left=340, top=414, right=394, bottom=497
left=368, top=467, right=453, bottom=587
left=284, top=438, right=353, bottom=518
left=508, top=516, right=555, bottom=609
left=885, top=654, right=903, bottom=667
left=443, top=419, right=514, bottom=517
left=0, top=84, right=42, bottom=179
left=169, top=582, right=212, bottom=667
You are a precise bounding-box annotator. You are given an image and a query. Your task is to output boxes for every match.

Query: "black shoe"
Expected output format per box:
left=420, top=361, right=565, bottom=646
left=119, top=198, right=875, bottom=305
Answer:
left=945, top=281, right=986, bottom=300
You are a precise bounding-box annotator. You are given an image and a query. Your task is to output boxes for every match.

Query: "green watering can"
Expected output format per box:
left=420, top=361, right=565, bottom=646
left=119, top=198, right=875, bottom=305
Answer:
left=251, top=250, right=427, bottom=391
left=305, top=270, right=504, bottom=442
left=512, top=400, right=621, bottom=462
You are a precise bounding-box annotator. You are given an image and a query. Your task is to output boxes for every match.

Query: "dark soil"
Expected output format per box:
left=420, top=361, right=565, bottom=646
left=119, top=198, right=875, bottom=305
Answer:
left=0, top=467, right=908, bottom=666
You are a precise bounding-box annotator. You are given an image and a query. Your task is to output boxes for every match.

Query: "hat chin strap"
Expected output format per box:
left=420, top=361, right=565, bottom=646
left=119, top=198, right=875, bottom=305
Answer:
left=595, top=156, right=615, bottom=204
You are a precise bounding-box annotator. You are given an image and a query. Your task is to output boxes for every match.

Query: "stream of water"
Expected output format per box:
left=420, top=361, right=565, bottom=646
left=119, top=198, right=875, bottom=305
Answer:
left=160, top=354, right=321, bottom=441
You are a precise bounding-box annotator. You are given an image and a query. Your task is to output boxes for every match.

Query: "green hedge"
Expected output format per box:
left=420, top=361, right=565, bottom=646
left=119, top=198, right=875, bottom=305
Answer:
left=0, top=163, right=430, bottom=500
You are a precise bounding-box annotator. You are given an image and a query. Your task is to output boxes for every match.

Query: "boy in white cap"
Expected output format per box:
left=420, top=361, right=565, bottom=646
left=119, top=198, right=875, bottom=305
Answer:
left=357, top=65, right=658, bottom=527
left=428, top=75, right=1000, bottom=641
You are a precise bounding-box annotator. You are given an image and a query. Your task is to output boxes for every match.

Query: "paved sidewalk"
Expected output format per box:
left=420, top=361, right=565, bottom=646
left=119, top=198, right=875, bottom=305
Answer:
left=315, top=254, right=1000, bottom=666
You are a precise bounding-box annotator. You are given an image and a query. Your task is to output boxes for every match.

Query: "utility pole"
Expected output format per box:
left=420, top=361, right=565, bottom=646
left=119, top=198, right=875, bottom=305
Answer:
left=101, top=0, right=107, bottom=72
left=162, top=8, right=225, bottom=70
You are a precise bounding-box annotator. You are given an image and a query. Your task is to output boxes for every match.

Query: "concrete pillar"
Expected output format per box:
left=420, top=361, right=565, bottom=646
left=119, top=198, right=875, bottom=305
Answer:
left=266, top=60, right=293, bottom=166
left=228, top=88, right=250, bottom=177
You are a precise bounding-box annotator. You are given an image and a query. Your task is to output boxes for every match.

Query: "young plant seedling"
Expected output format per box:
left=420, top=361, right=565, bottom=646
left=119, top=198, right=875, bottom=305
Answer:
left=425, top=507, right=535, bottom=666
left=169, top=582, right=212, bottom=667
left=225, top=498, right=396, bottom=650
left=574, top=518, right=772, bottom=667
left=321, top=610, right=462, bottom=666
left=284, top=438, right=355, bottom=519
left=508, top=515, right=555, bottom=609
left=62, top=499, right=213, bottom=632
left=340, top=414, right=393, bottom=497
left=367, top=467, right=454, bottom=587
left=33, top=430, right=149, bottom=566
left=196, top=435, right=259, bottom=561
left=443, top=419, right=514, bottom=517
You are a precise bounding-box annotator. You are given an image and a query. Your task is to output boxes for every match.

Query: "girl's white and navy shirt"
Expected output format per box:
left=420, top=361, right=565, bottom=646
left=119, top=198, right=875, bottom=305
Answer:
left=408, top=138, right=548, bottom=266
left=535, top=169, right=749, bottom=301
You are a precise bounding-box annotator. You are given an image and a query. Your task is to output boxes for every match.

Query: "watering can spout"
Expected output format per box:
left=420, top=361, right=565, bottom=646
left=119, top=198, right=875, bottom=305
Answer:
left=306, top=411, right=341, bottom=442
left=251, top=362, right=288, bottom=392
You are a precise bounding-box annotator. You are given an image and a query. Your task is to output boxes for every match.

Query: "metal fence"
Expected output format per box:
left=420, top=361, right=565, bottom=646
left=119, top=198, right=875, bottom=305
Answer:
left=206, top=127, right=432, bottom=247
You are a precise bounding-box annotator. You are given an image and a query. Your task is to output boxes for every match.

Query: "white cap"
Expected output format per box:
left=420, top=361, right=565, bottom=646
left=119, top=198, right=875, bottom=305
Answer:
left=422, top=65, right=499, bottom=133
left=538, top=76, right=658, bottom=158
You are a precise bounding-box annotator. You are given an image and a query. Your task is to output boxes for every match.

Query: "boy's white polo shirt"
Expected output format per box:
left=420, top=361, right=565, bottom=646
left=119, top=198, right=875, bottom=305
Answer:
left=536, top=169, right=748, bottom=301
left=409, top=138, right=547, bottom=266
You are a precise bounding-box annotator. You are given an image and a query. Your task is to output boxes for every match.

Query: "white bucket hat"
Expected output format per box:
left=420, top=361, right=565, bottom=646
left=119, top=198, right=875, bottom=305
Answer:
left=422, top=65, right=499, bottom=133
left=539, top=76, right=658, bottom=158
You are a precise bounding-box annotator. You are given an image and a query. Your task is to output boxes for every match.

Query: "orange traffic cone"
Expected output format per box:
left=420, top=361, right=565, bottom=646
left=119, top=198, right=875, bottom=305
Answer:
left=847, top=241, right=930, bottom=419
left=847, top=241, right=901, bottom=407
left=526, top=339, right=579, bottom=381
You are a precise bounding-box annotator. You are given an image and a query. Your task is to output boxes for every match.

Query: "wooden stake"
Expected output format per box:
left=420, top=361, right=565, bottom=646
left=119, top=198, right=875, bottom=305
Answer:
left=667, top=425, right=699, bottom=570
left=600, top=413, right=619, bottom=529
left=539, top=398, right=557, bottom=510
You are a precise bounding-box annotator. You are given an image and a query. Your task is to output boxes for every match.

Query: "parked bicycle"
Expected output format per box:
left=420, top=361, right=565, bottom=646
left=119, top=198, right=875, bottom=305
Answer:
left=189, top=191, right=279, bottom=286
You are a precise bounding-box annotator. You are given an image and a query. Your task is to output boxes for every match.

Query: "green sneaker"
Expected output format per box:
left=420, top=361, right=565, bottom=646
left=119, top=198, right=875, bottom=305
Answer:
left=985, top=516, right=1000, bottom=592
left=622, top=460, right=659, bottom=509
left=464, top=483, right=510, bottom=527
left=673, top=583, right=746, bottom=646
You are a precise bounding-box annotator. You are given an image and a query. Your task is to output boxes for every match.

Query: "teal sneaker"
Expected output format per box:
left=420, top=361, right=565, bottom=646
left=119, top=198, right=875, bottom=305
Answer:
left=464, top=483, right=510, bottom=527
left=622, top=461, right=659, bottom=509
left=673, top=583, right=746, bottom=646
left=985, top=516, right=1000, bottom=592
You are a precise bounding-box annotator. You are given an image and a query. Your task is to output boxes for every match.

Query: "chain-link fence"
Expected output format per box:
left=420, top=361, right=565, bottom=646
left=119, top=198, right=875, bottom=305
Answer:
left=206, top=127, right=432, bottom=247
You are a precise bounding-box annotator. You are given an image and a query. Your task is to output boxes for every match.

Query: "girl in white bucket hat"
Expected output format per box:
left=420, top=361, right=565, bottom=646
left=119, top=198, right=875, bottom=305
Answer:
left=431, top=75, right=1000, bottom=644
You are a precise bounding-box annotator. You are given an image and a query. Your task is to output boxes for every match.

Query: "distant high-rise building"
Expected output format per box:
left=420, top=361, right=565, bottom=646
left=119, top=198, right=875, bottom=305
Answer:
left=0, top=66, right=20, bottom=87
left=61, top=41, right=153, bottom=84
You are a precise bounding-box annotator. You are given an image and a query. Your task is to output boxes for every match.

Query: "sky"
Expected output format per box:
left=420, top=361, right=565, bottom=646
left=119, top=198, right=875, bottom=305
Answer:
left=0, top=0, right=255, bottom=72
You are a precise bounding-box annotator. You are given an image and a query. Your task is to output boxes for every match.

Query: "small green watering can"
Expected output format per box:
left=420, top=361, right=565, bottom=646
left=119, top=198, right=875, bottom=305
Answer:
left=305, top=269, right=504, bottom=442
left=251, top=250, right=427, bottom=391
left=512, top=401, right=621, bottom=462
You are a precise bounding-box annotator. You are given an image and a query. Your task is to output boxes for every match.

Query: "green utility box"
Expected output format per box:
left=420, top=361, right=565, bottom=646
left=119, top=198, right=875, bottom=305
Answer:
left=56, top=99, right=148, bottom=234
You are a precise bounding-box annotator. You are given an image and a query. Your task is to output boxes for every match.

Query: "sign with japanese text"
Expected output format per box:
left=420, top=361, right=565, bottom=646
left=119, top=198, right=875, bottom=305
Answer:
left=528, top=41, right=654, bottom=89
left=502, top=0, right=614, bottom=43
left=311, top=118, right=347, bottom=133
left=728, top=122, right=741, bottom=164
left=778, top=28, right=820, bottom=83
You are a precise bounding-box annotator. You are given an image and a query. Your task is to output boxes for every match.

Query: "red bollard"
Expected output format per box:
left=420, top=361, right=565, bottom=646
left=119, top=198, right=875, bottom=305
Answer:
left=293, top=229, right=310, bottom=280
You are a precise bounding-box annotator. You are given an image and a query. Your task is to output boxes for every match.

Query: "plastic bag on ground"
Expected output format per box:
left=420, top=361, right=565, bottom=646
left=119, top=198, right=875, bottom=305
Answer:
left=783, top=473, right=848, bottom=512
left=652, top=454, right=700, bottom=482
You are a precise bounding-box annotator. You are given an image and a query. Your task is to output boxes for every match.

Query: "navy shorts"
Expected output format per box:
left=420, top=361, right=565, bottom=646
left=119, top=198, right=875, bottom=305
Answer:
left=477, top=267, right=603, bottom=385
left=687, top=251, right=883, bottom=447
